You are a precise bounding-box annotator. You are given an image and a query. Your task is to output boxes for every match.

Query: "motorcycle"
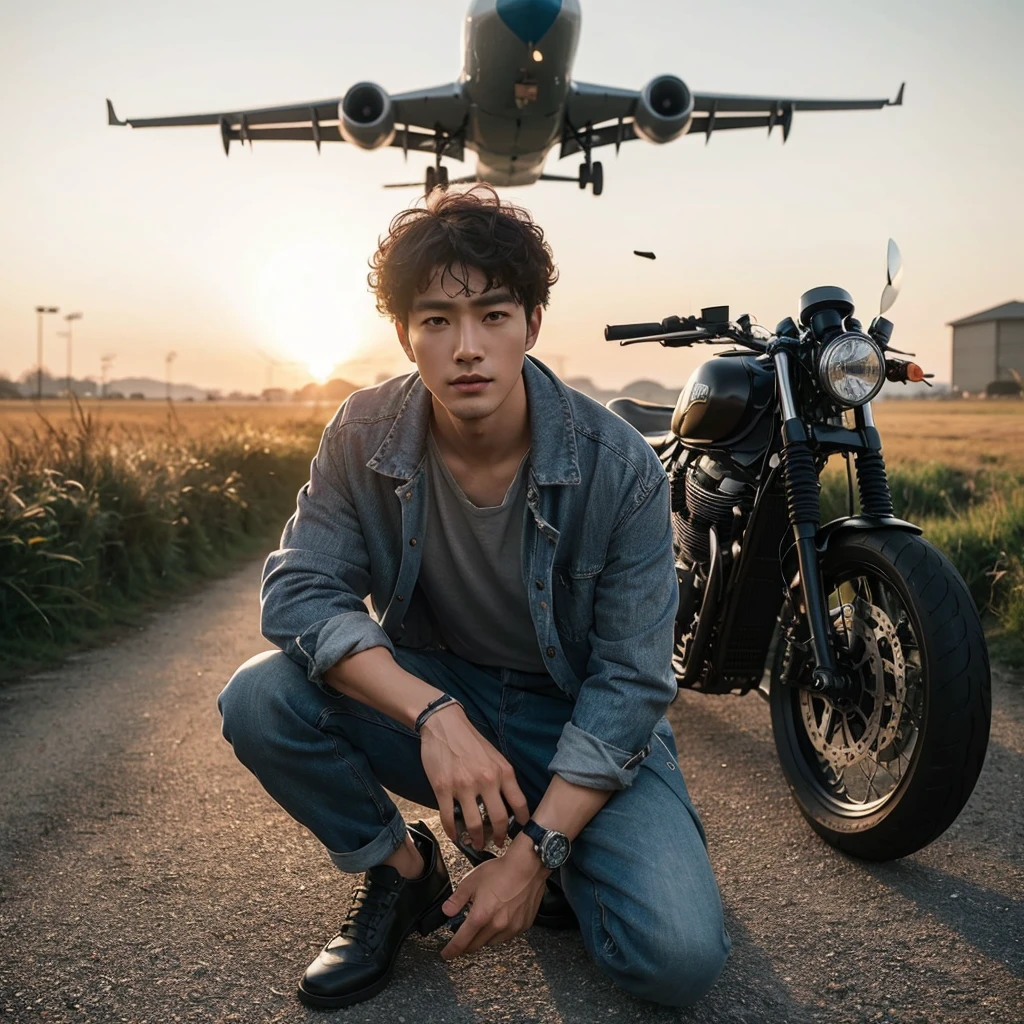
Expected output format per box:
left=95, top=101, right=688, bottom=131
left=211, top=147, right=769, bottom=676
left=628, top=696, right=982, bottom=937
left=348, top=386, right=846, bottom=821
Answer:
left=604, top=242, right=991, bottom=861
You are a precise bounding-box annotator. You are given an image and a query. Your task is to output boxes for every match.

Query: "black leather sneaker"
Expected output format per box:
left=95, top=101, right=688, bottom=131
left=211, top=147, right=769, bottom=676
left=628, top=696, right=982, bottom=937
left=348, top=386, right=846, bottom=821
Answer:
left=297, top=820, right=452, bottom=1008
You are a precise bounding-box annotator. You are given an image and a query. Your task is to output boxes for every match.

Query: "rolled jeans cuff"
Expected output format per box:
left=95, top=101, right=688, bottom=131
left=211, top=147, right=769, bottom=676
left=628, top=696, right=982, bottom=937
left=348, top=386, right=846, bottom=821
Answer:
left=326, top=809, right=408, bottom=874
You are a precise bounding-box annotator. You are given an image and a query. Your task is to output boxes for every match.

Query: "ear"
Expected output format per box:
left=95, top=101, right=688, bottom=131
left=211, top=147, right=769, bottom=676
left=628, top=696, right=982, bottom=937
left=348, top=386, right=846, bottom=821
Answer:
left=395, top=320, right=417, bottom=363
left=524, top=305, right=542, bottom=354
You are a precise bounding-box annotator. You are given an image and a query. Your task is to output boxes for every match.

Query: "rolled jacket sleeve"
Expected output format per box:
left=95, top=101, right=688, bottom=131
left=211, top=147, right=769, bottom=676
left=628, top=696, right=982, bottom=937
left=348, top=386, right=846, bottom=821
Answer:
left=547, top=473, right=678, bottom=790
left=261, top=414, right=394, bottom=686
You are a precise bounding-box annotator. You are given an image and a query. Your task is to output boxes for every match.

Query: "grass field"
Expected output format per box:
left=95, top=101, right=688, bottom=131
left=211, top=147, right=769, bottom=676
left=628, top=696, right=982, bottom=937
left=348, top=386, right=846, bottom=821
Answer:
left=1, top=395, right=1021, bottom=677
left=3, top=395, right=1023, bottom=468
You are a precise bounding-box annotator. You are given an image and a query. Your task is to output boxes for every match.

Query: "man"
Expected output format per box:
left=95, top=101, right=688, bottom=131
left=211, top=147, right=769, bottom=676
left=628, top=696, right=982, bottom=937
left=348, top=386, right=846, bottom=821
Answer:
left=218, top=185, right=729, bottom=1010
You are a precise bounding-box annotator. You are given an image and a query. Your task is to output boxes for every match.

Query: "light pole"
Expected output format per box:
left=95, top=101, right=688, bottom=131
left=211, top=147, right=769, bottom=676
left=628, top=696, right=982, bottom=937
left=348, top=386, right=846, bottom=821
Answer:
left=100, top=354, right=115, bottom=398
left=63, top=312, right=83, bottom=397
left=165, top=351, right=177, bottom=402
left=34, top=306, right=59, bottom=401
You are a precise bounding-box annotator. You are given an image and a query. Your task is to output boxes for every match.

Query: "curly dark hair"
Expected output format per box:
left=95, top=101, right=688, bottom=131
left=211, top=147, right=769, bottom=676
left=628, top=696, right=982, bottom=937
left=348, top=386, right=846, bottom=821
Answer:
left=368, top=184, right=559, bottom=326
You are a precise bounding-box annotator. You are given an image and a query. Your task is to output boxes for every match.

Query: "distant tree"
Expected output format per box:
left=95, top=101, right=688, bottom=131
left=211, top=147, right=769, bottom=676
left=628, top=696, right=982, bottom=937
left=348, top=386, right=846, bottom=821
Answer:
left=129, top=392, right=146, bottom=400
left=986, top=379, right=1022, bottom=398
left=0, top=375, right=23, bottom=399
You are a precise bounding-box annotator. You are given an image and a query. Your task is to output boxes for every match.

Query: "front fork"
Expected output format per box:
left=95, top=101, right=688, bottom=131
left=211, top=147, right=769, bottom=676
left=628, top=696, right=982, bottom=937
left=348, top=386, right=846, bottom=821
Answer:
left=774, top=350, right=841, bottom=692
left=773, top=353, right=897, bottom=695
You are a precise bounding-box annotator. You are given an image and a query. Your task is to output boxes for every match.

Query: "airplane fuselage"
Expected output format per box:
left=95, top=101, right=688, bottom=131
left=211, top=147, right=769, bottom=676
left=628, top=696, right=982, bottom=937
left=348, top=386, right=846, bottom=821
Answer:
left=461, top=0, right=581, bottom=184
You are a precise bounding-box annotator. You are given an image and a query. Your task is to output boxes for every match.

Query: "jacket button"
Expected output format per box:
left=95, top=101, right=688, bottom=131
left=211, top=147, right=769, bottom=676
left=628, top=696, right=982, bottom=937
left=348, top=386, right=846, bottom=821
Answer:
left=404, top=491, right=412, bottom=500
left=540, top=600, right=547, bottom=610
left=535, top=579, right=544, bottom=590
left=409, top=538, right=417, bottom=546
left=396, top=594, right=404, bottom=602
left=546, top=646, right=555, bottom=658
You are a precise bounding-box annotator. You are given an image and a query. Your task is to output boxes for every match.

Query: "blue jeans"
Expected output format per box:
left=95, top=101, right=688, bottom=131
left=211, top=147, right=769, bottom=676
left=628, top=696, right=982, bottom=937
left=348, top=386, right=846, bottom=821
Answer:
left=218, top=647, right=730, bottom=1006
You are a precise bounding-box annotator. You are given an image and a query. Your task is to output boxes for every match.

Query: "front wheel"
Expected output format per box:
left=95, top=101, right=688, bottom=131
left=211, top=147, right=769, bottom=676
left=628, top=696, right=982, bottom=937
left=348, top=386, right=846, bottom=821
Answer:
left=770, top=529, right=991, bottom=860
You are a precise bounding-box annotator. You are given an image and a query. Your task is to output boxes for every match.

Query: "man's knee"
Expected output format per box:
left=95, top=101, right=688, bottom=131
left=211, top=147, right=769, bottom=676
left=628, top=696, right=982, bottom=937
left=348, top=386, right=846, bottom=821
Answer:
left=217, top=650, right=298, bottom=755
left=594, top=911, right=730, bottom=1007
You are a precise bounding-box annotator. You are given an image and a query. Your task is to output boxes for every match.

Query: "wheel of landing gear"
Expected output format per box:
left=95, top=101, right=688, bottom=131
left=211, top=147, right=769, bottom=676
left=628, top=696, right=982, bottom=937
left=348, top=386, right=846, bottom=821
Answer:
left=425, top=166, right=437, bottom=192
left=578, top=162, right=590, bottom=189
left=437, top=165, right=449, bottom=188
left=591, top=161, right=604, bottom=196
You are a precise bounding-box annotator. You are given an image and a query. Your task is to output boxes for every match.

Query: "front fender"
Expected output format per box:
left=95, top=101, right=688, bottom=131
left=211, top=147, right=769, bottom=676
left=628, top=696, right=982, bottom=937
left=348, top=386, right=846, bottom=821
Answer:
left=782, top=516, right=922, bottom=590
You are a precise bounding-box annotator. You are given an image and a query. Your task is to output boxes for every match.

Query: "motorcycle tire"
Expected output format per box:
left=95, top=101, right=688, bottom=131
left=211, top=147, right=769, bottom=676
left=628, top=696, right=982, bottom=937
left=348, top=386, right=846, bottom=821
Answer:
left=769, top=528, right=991, bottom=861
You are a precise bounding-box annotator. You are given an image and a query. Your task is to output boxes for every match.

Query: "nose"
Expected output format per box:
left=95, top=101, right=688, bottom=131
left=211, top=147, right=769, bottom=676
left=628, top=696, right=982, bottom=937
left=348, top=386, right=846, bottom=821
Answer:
left=453, top=318, right=485, bottom=364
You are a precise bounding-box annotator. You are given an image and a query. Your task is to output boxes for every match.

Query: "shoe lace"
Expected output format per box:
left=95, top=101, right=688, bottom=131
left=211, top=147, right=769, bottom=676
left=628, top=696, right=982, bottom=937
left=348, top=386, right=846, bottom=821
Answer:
left=337, top=879, right=400, bottom=948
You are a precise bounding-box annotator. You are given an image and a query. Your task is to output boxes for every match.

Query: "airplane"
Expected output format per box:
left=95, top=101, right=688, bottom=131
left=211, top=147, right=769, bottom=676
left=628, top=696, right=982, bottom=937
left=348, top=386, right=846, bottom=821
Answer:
left=106, top=0, right=904, bottom=196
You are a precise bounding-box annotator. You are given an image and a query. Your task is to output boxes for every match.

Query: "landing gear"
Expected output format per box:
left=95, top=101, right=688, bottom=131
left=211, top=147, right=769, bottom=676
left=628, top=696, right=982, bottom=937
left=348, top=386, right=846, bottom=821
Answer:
left=425, top=164, right=449, bottom=193
left=577, top=159, right=603, bottom=195
left=425, top=163, right=449, bottom=193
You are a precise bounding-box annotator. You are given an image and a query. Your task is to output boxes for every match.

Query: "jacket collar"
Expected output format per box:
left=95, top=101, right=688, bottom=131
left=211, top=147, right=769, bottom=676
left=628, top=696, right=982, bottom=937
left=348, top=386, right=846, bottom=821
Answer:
left=367, top=355, right=581, bottom=486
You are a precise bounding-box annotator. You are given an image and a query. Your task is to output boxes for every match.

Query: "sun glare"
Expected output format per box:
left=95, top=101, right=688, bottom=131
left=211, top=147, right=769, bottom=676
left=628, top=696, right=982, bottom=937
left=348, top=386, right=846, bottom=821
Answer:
left=309, top=356, right=335, bottom=382
left=255, top=240, right=374, bottom=384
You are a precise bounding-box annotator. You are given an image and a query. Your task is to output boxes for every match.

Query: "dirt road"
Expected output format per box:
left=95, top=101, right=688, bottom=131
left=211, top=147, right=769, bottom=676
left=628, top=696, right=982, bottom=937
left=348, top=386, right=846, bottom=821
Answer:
left=1, top=559, right=1021, bottom=1023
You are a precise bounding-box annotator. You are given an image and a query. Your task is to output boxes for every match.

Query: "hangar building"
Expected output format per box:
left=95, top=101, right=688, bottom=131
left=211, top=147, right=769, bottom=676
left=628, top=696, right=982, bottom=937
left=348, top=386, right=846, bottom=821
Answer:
left=948, top=301, right=1024, bottom=393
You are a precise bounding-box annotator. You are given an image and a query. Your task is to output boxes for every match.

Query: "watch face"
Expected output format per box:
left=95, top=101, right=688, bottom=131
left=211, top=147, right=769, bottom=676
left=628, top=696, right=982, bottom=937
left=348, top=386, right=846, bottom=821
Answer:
left=540, top=831, right=571, bottom=868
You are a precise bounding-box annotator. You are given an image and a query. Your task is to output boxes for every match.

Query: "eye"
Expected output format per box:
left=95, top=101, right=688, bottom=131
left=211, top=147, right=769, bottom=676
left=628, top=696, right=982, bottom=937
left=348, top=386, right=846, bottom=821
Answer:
left=484, top=310, right=509, bottom=322
left=423, top=316, right=448, bottom=327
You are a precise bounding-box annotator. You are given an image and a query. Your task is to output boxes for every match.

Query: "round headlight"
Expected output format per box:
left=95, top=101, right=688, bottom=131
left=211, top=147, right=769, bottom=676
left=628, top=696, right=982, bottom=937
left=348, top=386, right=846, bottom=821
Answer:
left=817, top=332, right=885, bottom=407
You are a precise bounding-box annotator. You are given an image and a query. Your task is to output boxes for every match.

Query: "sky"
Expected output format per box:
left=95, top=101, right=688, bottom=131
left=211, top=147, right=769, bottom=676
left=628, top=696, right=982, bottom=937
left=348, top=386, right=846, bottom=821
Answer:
left=1, top=0, right=1022, bottom=394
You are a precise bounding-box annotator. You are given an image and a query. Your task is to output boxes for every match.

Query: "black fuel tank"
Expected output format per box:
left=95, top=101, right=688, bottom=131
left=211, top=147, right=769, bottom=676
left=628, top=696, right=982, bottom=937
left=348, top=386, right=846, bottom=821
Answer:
left=672, top=354, right=775, bottom=446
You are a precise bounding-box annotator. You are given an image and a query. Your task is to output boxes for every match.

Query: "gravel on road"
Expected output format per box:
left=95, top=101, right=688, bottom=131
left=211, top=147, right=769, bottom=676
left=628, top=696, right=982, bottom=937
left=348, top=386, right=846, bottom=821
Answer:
left=1, top=558, right=1021, bottom=1024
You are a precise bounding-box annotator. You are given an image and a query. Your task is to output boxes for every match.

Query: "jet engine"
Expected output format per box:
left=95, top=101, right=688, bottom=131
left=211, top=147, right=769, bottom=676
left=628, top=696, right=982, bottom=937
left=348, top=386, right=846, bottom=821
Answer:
left=633, top=75, right=694, bottom=144
left=338, top=82, right=396, bottom=149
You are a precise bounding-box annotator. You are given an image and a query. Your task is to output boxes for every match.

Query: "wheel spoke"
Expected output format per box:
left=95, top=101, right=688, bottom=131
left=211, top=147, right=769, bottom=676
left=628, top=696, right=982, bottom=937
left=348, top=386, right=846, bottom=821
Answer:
left=790, top=561, right=928, bottom=812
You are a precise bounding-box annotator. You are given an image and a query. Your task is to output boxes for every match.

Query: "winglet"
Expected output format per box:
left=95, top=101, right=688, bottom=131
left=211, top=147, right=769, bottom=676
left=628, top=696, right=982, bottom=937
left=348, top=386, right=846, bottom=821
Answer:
left=106, top=99, right=126, bottom=126
left=891, top=82, right=905, bottom=107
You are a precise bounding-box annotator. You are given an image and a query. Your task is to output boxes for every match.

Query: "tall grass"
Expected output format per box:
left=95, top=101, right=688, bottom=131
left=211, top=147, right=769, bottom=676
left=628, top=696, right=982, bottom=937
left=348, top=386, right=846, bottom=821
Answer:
left=0, top=401, right=321, bottom=676
left=821, top=459, right=1024, bottom=656
left=2, top=402, right=1022, bottom=678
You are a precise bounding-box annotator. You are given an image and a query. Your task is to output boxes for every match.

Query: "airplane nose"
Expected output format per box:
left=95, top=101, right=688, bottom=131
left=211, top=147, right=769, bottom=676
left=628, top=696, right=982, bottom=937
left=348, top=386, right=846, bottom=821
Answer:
left=496, top=0, right=563, bottom=44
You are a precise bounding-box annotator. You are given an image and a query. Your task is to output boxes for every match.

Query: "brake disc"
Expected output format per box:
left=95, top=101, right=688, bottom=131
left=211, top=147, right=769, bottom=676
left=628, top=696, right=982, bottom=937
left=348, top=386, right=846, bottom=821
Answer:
left=799, top=596, right=907, bottom=774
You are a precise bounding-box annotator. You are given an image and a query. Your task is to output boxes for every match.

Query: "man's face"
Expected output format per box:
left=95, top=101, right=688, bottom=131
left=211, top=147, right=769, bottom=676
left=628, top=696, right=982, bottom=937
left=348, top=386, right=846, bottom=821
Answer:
left=396, top=265, right=542, bottom=422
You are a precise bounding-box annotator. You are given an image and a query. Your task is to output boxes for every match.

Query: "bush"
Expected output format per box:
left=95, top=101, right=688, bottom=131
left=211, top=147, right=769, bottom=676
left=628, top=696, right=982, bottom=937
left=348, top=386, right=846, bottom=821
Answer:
left=0, top=401, right=320, bottom=676
left=821, top=457, right=1024, bottom=656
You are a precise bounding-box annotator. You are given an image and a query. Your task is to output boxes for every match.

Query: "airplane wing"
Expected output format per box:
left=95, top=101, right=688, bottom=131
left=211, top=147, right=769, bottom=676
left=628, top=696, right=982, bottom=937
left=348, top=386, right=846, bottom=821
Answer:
left=562, top=81, right=903, bottom=154
left=106, top=83, right=468, bottom=157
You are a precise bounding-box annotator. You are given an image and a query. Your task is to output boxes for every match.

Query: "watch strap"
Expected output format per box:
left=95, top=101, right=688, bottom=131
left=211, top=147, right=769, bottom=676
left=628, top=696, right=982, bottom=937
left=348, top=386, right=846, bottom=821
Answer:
left=522, top=819, right=547, bottom=847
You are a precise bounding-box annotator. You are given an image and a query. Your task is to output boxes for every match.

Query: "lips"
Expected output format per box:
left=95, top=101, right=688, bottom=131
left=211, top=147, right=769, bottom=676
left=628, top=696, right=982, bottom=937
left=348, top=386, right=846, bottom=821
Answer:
left=450, top=374, right=492, bottom=393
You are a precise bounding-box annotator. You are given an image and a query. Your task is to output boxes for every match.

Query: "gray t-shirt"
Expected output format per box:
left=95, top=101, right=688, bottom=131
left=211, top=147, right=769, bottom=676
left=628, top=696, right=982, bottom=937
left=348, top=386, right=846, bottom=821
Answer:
left=418, top=428, right=547, bottom=673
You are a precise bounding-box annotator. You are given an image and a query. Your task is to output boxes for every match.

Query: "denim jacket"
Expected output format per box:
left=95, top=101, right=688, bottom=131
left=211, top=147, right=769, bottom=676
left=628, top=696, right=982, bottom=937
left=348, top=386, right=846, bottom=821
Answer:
left=261, top=355, right=679, bottom=790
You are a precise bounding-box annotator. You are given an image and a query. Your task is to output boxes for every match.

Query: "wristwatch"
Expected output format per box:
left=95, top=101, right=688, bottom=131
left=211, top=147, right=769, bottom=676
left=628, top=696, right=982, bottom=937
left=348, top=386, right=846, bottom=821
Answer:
left=522, top=819, right=572, bottom=869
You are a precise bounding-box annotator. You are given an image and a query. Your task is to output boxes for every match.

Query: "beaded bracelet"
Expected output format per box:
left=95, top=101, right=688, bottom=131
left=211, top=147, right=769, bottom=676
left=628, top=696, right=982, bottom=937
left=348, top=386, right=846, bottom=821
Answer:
left=414, top=693, right=464, bottom=733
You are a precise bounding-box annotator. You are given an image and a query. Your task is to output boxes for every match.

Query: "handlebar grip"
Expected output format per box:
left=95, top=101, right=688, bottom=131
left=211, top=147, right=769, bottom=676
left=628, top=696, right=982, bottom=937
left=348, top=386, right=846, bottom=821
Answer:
left=604, top=322, right=664, bottom=342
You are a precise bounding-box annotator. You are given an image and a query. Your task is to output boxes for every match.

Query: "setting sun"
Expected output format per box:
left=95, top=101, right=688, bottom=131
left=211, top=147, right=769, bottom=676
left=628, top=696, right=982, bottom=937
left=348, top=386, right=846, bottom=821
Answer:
left=254, top=240, right=375, bottom=385
left=308, top=355, right=336, bottom=382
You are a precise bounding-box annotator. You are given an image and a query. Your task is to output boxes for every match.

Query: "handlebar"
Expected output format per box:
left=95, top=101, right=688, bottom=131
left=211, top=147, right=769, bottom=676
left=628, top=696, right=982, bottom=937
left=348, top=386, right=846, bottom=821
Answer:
left=604, top=322, right=666, bottom=342
left=605, top=308, right=767, bottom=353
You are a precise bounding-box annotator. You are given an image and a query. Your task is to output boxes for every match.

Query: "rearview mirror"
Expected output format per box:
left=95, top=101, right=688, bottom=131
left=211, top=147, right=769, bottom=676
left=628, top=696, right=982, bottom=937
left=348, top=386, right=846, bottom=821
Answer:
left=880, top=238, right=903, bottom=314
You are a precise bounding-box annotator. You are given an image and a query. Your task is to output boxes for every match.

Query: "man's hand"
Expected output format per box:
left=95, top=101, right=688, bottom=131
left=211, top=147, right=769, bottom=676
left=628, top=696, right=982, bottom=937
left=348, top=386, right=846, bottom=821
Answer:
left=419, top=705, right=530, bottom=850
left=440, top=838, right=550, bottom=960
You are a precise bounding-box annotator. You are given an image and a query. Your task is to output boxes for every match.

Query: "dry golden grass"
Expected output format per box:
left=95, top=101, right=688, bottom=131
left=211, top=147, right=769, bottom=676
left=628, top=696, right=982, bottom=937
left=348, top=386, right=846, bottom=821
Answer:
left=3, top=397, right=1022, bottom=470
left=871, top=400, right=1024, bottom=470
left=0, top=398, right=338, bottom=438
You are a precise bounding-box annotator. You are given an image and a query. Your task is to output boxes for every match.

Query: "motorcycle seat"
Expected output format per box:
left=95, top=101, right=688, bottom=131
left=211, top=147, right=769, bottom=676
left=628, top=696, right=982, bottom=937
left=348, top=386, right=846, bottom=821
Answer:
left=606, top=397, right=675, bottom=437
